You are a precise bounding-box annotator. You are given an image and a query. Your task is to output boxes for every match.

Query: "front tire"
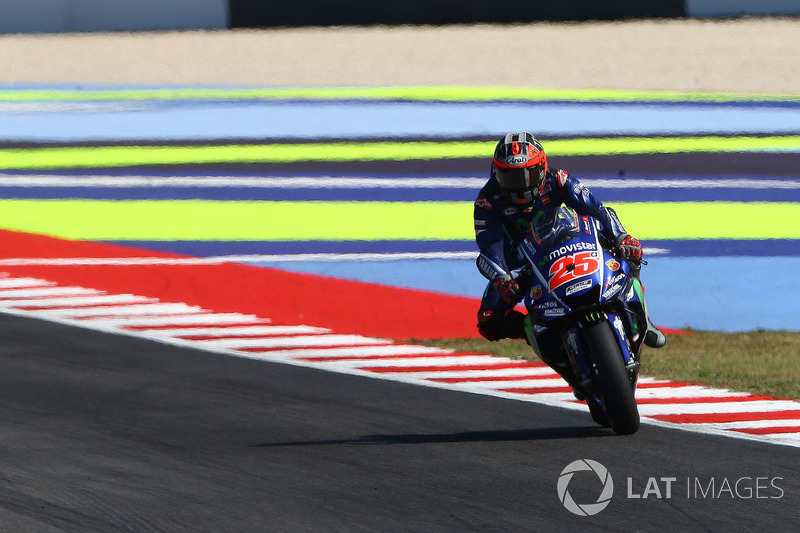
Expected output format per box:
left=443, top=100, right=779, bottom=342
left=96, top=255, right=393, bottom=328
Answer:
left=583, top=320, right=640, bottom=435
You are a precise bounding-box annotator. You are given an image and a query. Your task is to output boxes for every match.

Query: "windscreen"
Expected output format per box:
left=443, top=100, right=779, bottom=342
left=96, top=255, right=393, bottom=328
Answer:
left=529, top=207, right=581, bottom=249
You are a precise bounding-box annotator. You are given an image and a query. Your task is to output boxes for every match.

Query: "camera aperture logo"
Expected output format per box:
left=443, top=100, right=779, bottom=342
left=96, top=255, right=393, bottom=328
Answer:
left=558, top=459, right=786, bottom=517
left=557, top=459, right=614, bottom=516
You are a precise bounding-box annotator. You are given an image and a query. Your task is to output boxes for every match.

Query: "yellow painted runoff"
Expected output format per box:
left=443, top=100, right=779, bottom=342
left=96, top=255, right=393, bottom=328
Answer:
left=1, top=137, right=800, bottom=170
left=1, top=85, right=798, bottom=104
left=0, top=200, right=796, bottom=241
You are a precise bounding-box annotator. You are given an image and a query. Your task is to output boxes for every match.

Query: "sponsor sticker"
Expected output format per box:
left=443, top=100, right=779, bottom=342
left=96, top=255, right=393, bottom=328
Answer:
left=583, top=216, right=592, bottom=234
left=602, top=284, right=623, bottom=300
left=475, top=195, right=492, bottom=210
left=548, top=242, right=597, bottom=261
left=505, top=155, right=528, bottom=165
left=565, top=278, right=593, bottom=296
left=530, top=284, right=542, bottom=299
left=557, top=169, right=569, bottom=187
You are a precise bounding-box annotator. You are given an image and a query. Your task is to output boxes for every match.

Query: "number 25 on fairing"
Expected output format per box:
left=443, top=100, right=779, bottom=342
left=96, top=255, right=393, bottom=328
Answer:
left=548, top=251, right=600, bottom=291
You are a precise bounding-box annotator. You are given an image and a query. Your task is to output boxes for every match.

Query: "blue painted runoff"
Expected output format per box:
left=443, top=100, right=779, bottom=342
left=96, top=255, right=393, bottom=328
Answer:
left=3, top=100, right=800, bottom=142
left=255, top=257, right=800, bottom=332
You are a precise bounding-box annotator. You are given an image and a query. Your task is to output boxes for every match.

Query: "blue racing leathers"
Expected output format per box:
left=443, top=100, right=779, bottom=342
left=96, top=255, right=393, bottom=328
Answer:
left=474, top=166, right=628, bottom=340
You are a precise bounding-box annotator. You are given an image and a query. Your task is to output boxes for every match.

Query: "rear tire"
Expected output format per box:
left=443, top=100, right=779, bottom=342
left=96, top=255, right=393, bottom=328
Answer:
left=583, top=320, right=640, bottom=435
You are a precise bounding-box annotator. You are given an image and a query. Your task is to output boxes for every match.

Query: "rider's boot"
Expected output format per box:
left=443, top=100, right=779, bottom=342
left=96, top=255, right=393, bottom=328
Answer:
left=630, top=265, right=666, bottom=349
left=644, top=316, right=667, bottom=348
left=477, top=308, right=526, bottom=341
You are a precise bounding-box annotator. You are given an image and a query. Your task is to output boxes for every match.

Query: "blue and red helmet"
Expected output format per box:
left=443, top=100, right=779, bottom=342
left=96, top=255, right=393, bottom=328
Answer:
left=492, top=132, right=548, bottom=205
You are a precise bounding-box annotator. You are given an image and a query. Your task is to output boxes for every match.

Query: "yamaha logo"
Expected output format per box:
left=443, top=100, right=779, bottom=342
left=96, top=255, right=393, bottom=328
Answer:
left=557, top=459, right=614, bottom=516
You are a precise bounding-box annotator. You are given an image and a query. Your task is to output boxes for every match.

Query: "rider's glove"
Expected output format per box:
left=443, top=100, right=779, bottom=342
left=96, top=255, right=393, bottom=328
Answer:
left=492, top=274, right=521, bottom=304
left=616, top=234, right=643, bottom=265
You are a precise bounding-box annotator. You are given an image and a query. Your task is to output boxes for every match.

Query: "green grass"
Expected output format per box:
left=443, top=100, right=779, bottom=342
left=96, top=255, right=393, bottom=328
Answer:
left=409, top=331, right=800, bottom=401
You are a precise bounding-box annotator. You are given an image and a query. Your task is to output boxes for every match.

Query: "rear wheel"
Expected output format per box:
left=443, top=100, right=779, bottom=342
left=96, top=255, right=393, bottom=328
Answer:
left=583, top=320, right=639, bottom=435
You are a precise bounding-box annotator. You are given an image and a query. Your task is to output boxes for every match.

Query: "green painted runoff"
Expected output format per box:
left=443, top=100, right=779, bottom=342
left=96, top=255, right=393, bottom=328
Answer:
left=0, top=200, right=796, bottom=241
left=1, top=136, right=800, bottom=170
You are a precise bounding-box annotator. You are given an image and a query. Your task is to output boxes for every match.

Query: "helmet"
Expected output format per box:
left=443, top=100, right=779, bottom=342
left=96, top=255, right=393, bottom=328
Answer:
left=492, top=132, right=548, bottom=205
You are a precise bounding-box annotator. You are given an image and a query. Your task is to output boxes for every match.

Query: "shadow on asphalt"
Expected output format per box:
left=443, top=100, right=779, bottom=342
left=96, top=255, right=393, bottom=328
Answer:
left=251, top=426, right=612, bottom=447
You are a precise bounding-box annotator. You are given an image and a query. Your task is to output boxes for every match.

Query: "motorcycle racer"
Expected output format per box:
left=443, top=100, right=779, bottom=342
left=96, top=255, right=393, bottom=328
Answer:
left=474, top=132, right=666, bottom=349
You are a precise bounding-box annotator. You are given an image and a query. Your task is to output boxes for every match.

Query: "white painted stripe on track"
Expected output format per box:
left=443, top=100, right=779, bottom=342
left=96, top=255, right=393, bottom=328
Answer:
left=90, top=313, right=263, bottom=328
left=637, top=400, right=798, bottom=416
left=0, top=253, right=480, bottom=266
left=241, top=344, right=453, bottom=359
left=710, top=419, right=800, bottom=430
left=198, top=334, right=391, bottom=350
left=388, top=367, right=559, bottom=380
left=343, top=355, right=528, bottom=368
left=0, top=174, right=797, bottom=190
left=460, top=365, right=557, bottom=377
left=0, top=277, right=57, bottom=289
left=584, top=178, right=800, bottom=189
left=2, top=294, right=157, bottom=308
left=451, top=377, right=573, bottom=390
left=3, top=273, right=800, bottom=448
left=235, top=252, right=482, bottom=262
left=759, top=434, right=800, bottom=444
left=634, top=386, right=752, bottom=399
left=0, top=258, right=243, bottom=266
left=516, top=392, right=577, bottom=402
left=0, top=286, right=101, bottom=299
left=0, top=174, right=489, bottom=189
left=54, top=302, right=206, bottom=318
left=156, top=325, right=331, bottom=337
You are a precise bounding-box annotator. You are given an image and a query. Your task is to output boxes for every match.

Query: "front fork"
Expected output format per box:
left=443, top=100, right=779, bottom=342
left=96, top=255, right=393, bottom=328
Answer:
left=564, top=311, right=640, bottom=396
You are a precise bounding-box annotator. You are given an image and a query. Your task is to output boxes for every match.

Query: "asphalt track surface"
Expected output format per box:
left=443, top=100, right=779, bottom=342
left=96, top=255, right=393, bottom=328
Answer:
left=2, top=313, right=799, bottom=532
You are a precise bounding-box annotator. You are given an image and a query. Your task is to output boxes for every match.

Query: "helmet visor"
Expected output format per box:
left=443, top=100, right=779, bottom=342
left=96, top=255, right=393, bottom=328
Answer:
left=495, top=165, right=544, bottom=204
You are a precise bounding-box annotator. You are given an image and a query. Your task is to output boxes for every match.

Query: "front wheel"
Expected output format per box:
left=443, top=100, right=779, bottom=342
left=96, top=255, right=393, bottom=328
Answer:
left=583, top=320, right=640, bottom=435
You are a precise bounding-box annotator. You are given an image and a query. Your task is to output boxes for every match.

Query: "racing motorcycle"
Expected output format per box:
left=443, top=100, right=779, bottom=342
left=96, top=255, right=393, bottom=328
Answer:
left=517, top=206, right=647, bottom=435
